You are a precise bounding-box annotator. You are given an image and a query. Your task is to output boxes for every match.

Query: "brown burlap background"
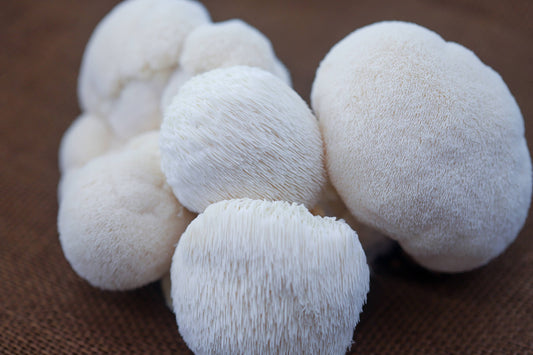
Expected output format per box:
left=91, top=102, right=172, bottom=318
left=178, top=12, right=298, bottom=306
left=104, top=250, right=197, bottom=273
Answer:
left=1, top=0, right=532, bottom=353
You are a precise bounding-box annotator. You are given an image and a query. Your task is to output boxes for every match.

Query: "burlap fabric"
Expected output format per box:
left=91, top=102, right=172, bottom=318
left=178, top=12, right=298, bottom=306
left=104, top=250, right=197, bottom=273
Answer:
left=1, top=0, right=531, bottom=353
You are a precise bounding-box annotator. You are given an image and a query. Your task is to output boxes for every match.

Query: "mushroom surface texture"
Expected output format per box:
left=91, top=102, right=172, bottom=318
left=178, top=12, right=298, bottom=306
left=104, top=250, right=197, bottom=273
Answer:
left=160, top=66, right=326, bottom=213
left=160, top=68, right=193, bottom=113
left=311, top=21, right=532, bottom=272
left=171, top=198, right=370, bottom=355
left=58, top=113, right=115, bottom=174
left=314, top=180, right=395, bottom=263
left=179, top=19, right=291, bottom=85
left=78, top=0, right=211, bottom=140
left=58, top=132, right=195, bottom=290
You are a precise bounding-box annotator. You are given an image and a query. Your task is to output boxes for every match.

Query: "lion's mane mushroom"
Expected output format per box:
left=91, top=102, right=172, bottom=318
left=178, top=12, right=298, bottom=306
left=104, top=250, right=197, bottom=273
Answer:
left=58, top=132, right=195, bottom=290
left=311, top=21, right=532, bottom=272
left=159, top=19, right=292, bottom=113
left=180, top=19, right=291, bottom=85
left=171, top=198, right=369, bottom=354
left=78, top=0, right=211, bottom=140
left=159, top=66, right=326, bottom=213
left=159, top=68, right=193, bottom=114
left=58, top=113, right=116, bottom=174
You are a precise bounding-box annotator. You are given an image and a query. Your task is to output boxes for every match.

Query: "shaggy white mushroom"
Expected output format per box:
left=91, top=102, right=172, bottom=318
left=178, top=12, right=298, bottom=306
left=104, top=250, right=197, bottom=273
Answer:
left=171, top=198, right=370, bottom=355
left=78, top=0, right=210, bottom=140
left=179, top=19, right=291, bottom=85
left=58, top=132, right=195, bottom=290
left=58, top=113, right=115, bottom=174
left=311, top=21, right=532, bottom=272
left=160, top=66, right=325, bottom=213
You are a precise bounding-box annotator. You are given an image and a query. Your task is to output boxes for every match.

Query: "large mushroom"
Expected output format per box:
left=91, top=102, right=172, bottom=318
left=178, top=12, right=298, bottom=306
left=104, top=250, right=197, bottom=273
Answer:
left=58, top=132, right=195, bottom=290
left=160, top=66, right=326, bottom=213
left=311, top=21, right=532, bottom=272
left=78, top=0, right=211, bottom=141
left=171, top=198, right=370, bottom=354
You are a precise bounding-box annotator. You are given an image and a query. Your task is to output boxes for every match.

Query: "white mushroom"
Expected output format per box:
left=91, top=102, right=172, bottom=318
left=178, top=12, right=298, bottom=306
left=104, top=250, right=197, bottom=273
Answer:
left=171, top=198, right=369, bottom=354
left=179, top=19, right=291, bottom=85
left=58, top=132, right=195, bottom=290
left=160, top=66, right=325, bottom=213
left=311, top=21, right=532, bottom=272
left=78, top=0, right=211, bottom=140
left=58, top=113, right=115, bottom=174
left=160, top=68, right=193, bottom=114
left=314, top=180, right=395, bottom=262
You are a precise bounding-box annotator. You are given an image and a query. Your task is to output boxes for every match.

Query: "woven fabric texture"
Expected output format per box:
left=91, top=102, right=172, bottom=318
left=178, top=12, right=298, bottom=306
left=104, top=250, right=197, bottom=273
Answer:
left=1, top=0, right=532, bottom=353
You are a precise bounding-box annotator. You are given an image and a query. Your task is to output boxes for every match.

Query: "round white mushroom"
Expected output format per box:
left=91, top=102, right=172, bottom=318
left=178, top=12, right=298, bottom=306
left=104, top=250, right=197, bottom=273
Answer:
left=160, top=66, right=326, bottom=213
left=171, top=198, right=370, bottom=354
left=58, top=113, right=115, bottom=174
left=311, top=21, right=532, bottom=272
left=58, top=131, right=195, bottom=290
left=78, top=0, right=211, bottom=140
left=179, top=19, right=291, bottom=85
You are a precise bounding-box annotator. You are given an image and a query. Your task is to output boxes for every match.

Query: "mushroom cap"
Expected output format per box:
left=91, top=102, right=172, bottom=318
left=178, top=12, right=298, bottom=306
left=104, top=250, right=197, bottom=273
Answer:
left=58, top=113, right=114, bottom=174
left=160, top=66, right=325, bottom=213
left=58, top=132, right=195, bottom=290
left=171, top=198, right=369, bottom=354
left=311, top=21, right=532, bottom=272
left=78, top=0, right=210, bottom=139
left=180, top=19, right=291, bottom=85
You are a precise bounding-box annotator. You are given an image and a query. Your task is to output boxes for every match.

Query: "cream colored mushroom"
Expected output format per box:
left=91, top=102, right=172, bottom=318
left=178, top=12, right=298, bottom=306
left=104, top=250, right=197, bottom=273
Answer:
left=78, top=0, right=211, bottom=140
left=311, top=21, right=532, bottom=272
left=58, top=113, right=115, bottom=174
left=160, top=66, right=325, bottom=213
left=171, top=198, right=370, bottom=354
left=180, top=19, right=291, bottom=85
left=58, top=132, right=195, bottom=290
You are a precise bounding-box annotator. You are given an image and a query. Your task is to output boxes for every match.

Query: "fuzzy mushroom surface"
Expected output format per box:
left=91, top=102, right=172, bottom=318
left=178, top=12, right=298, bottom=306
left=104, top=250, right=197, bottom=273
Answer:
left=171, top=198, right=370, bottom=355
left=311, top=21, right=532, bottom=272
left=78, top=0, right=211, bottom=140
left=160, top=68, right=193, bottom=113
left=58, top=132, right=195, bottom=290
left=160, top=66, right=326, bottom=213
left=180, top=19, right=291, bottom=85
left=58, top=113, right=115, bottom=174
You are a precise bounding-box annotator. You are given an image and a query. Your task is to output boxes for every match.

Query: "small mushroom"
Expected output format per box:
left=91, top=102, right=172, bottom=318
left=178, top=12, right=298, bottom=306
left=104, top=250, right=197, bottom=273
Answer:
left=78, top=0, right=211, bottom=140
left=160, top=66, right=326, bottom=213
left=58, top=132, right=195, bottom=290
left=58, top=113, right=115, bottom=174
left=180, top=19, right=291, bottom=85
left=171, top=198, right=369, bottom=354
left=311, top=21, right=532, bottom=272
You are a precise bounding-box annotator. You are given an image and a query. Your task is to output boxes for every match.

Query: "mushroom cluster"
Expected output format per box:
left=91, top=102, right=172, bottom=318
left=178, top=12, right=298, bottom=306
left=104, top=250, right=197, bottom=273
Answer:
left=57, top=1, right=530, bottom=353
left=58, top=0, right=369, bottom=353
